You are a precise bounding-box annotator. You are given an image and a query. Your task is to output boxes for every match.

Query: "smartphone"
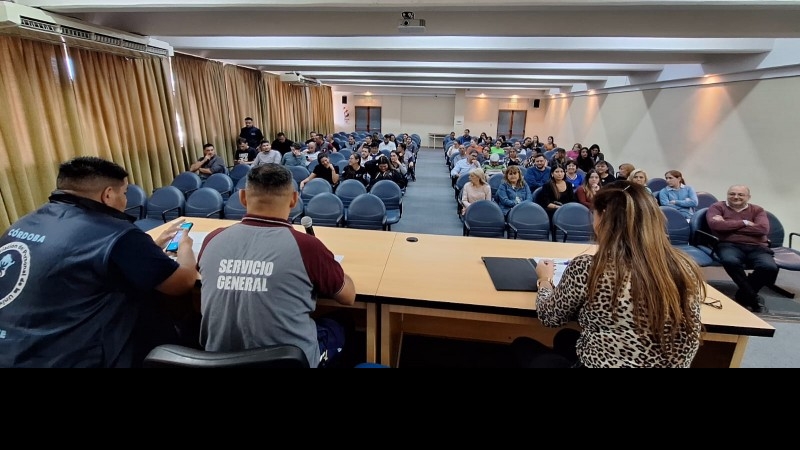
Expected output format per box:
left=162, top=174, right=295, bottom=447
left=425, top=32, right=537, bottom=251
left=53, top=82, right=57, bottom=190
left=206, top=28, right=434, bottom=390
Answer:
left=165, top=222, right=193, bottom=252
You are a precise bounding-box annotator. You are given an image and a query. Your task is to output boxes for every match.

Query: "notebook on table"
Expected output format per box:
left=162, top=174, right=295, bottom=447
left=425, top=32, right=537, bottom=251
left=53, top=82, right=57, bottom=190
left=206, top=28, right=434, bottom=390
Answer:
left=481, top=257, right=538, bottom=292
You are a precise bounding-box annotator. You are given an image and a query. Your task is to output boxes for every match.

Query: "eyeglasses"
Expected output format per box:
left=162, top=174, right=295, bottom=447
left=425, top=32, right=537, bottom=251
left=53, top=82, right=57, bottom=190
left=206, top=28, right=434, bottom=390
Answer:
left=702, top=298, right=723, bottom=309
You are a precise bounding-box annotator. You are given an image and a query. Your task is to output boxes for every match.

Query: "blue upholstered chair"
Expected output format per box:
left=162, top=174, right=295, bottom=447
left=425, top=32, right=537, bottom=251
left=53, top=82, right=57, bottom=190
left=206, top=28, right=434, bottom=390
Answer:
left=345, top=193, right=387, bottom=230
left=463, top=200, right=506, bottom=238
left=143, top=344, right=309, bottom=368
left=185, top=187, right=224, bottom=219
left=551, top=202, right=593, bottom=243
left=506, top=202, right=551, bottom=241
left=124, top=184, right=148, bottom=220
left=369, top=180, right=403, bottom=230
left=134, top=186, right=185, bottom=231
left=303, top=192, right=343, bottom=227
left=170, top=171, right=202, bottom=199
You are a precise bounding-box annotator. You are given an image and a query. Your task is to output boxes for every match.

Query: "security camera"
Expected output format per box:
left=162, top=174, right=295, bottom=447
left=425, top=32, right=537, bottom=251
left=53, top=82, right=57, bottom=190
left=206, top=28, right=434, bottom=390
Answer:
left=401, top=11, right=414, bottom=20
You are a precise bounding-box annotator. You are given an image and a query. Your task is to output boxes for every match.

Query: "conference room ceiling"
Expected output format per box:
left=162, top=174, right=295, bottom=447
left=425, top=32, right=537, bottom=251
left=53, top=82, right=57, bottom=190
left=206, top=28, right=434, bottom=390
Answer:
left=15, top=0, right=800, bottom=98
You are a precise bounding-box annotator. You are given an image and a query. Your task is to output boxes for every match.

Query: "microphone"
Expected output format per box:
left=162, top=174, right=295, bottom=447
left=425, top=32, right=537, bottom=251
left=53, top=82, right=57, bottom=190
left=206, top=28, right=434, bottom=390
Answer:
left=300, top=216, right=315, bottom=236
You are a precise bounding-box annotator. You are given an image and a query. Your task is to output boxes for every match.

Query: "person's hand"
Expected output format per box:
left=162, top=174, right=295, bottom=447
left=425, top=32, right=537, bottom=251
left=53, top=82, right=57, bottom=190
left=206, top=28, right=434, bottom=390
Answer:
left=154, top=218, right=186, bottom=249
left=743, top=220, right=754, bottom=226
left=670, top=200, right=676, bottom=205
left=711, top=215, right=724, bottom=222
left=300, top=180, right=306, bottom=189
left=536, top=259, right=556, bottom=280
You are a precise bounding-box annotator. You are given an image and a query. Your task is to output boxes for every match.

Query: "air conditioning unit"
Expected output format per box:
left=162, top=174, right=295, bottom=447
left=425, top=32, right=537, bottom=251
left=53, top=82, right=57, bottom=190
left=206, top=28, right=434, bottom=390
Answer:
left=279, top=72, right=322, bottom=86
left=0, top=1, right=173, bottom=58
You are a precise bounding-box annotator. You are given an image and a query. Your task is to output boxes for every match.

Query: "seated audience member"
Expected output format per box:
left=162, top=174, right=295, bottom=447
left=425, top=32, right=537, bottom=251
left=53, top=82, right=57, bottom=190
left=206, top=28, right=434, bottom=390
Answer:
left=589, top=144, right=604, bottom=164
left=404, top=136, right=419, bottom=156
left=281, top=143, right=306, bottom=167
left=271, top=132, right=295, bottom=155
left=299, top=154, right=339, bottom=190
left=495, top=165, right=533, bottom=217
left=544, top=135, right=557, bottom=151
left=321, top=134, right=340, bottom=153
left=523, top=153, right=551, bottom=193
left=341, top=153, right=370, bottom=187
left=478, top=146, right=492, bottom=165
left=477, top=132, right=492, bottom=146
left=397, top=142, right=415, bottom=182
left=460, top=167, right=492, bottom=216
left=0, top=156, right=198, bottom=367
left=198, top=164, right=356, bottom=368
left=506, top=147, right=523, bottom=166
left=389, top=151, right=408, bottom=180
left=529, top=135, right=545, bottom=152
left=302, top=141, right=321, bottom=166
left=567, top=143, right=582, bottom=160
left=368, top=156, right=406, bottom=191
left=304, top=131, right=318, bottom=145
left=706, top=185, right=777, bottom=313
left=658, top=170, right=698, bottom=220
left=233, top=137, right=257, bottom=165
left=628, top=168, right=652, bottom=193
left=457, top=129, right=472, bottom=145
left=576, top=147, right=594, bottom=173
left=482, top=153, right=507, bottom=177
left=536, top=166, right=577, bottom=219
left=343, top=135, right=359, bottom=152
left=513, top=182, right=704, bottom=368
left=450, top=149, right=481, bottom=184
left=511, top=141, right=526, bottom=158
left=447, top=140, right=462, bottom=159
left=564, top=160, right=584, bottom=191
left=189, top=143, right=227, bottom=180
left=364, top=142, right=383, bottom=178
left=359, top=147, right=371, bottom=166
left=251, top=140, right=282, bottom=168
left=549, top=147, right=568, bottom=170
left=359, top=136, right=375, bottom=154
left=577, top=169, right=601, bottom=209
left=594, top=160, right=615, bottom=187
left=617, top=163, right=635, bottom=182
left=490, top=140, right=505, bottom=155
left=378, top=134, right=396, bottom=153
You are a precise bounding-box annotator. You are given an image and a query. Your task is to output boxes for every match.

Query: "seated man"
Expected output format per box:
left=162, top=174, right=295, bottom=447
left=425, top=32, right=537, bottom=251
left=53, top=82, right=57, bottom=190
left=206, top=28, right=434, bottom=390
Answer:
left=197, top=164, right=356, bottom=368
left=482, top=153, right=506, bottom=177
left=233, top=137, right=257, bottom=165
left=450, top=150, right=481, bottom=186
left=189, top=143, right=227, bottom=180
left=281, top=143, right=306, bottom=167
left=523, top=154, right=551, bottom=192
left=707, top=185, right=778, bottom=313
left=251, top=140, right=282, bottom=168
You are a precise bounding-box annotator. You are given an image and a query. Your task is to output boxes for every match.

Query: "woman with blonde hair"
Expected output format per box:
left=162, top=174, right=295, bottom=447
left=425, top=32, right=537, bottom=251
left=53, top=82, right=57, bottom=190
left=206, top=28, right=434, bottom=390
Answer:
left=495, top=165, right=533, bottom=216
left=628, top=168, right=652, bottom=194
left=616, top=163, right=635, bottom=182
left=513, top=181, right=705, bottom=368
left=460, top=167, right=492, bottom=216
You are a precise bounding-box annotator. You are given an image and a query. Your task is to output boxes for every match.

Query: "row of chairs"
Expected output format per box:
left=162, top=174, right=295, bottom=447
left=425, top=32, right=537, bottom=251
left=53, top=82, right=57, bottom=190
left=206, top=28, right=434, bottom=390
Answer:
left=463, top=201, right=594, bottom=242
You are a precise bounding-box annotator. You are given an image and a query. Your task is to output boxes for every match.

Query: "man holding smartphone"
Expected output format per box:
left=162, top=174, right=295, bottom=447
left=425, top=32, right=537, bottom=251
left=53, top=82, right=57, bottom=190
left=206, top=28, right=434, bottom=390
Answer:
left=0, top=157, right=199, bottom=368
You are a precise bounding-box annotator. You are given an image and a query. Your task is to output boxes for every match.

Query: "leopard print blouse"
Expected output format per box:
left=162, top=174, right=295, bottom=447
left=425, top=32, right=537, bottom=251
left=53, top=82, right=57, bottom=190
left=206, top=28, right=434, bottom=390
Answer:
left=536, top=254, right=702, bottom=368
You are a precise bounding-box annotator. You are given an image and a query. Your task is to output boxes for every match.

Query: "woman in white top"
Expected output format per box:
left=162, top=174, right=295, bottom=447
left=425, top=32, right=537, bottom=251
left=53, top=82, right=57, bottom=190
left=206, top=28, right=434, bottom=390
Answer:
left=460, top=167, right=492, bottom=216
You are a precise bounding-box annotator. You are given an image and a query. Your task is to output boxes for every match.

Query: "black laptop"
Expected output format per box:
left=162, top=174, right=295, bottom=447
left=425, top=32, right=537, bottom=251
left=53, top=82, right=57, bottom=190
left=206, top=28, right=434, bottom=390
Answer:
left=481, top=257, right=538, bottom=292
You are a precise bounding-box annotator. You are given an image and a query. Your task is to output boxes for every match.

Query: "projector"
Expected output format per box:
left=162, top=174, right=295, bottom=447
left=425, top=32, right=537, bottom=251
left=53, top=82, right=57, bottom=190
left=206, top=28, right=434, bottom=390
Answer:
left=398, top=18, right=426, bottom=34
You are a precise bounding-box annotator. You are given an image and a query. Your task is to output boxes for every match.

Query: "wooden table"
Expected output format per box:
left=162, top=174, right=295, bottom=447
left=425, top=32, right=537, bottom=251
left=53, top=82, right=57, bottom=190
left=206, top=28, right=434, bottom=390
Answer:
left=148, top=219, right=775, bottom=368
left=375, top=232, right=775, bottom=368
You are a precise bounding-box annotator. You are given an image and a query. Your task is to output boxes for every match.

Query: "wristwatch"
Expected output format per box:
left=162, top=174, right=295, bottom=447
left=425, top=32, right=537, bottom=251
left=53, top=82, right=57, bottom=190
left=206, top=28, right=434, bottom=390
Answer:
left=537, top=278, right=554, bottom=289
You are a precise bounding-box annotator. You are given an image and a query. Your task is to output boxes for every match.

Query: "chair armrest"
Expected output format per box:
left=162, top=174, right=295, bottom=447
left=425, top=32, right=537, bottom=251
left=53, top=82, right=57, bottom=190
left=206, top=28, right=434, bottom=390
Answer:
left=508, top=223, right=519, bottom=239
left=160, top=206, right=183, bottom=222
left=124, top=205, right=144, bottom=218
left=693, top=229, right=720, bottom=258
left=184, top=188, right=199, bottom=197
left=554, top=224, right=568, bottom=243
left=790, top=232, right=800, bottom=249
left=204, top=209, right=223, bottom=219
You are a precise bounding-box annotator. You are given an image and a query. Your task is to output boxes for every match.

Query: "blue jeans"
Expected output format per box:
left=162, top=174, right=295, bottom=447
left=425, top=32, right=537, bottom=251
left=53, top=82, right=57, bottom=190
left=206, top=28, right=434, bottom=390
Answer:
left=716, top=242, right=778, bottom=301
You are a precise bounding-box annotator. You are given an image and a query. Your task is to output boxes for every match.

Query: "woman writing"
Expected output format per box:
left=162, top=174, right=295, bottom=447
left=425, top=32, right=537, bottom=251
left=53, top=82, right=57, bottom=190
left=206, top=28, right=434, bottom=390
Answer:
left=513, top=182, right=705, bottom=368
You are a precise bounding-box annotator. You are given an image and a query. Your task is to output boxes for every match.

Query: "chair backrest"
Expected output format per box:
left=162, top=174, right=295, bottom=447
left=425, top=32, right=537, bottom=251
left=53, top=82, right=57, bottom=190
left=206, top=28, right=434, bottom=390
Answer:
left=532, top=186, right=543, bottom=203
left=661, top=205, right=692, bottom=245
left=289, top=194, right=304, bottom=224
left=287, top=165, right=310, bottom=183
left=328, top=152, right=346, bottom=165
left=647, top=177, right=668, bottom=193
left=336, top=159, right=348, bottom=175
left=143, top=344, right=309, bottom=368
left=370, top=179, right=403, bottom=211
left=185, top=187, right=225, bottom=219
left=145, top=186, right=185, bottom=221
left=455, top=172, right=471, bottom=191
left=171, top=171, right=203, bottom=198
left=338, top=149, right=352, bottom=159
left=223, top=191, right=247, bottom=220
left=336, top=179, right=368, bottom=211
left=306, top=160, right=319, bottom=173
left=688, top=207, right=713, bottom=247
left=124, top=184, right=147, bottom=220
left=488, top=173, right=504, bottom=197
left=203, top=173, right=234, bottom=199
left=300, top=178, right=333, bottom=204
left=228, top=164, right=251, bottom=185
left=551, top=202, right=593, bottom=243
left=379, top=149, right=391, bottom=159
left=506, top=202, right=551, bottom=241
left=346, top=193, right=387, bottom=230
left=765, top=211, right=785, bottom=248
left=303, top=192, right=344, bottom=227
left=696, top=191, right=718, bottom=210
left=463, top=200, right=506, bottom=238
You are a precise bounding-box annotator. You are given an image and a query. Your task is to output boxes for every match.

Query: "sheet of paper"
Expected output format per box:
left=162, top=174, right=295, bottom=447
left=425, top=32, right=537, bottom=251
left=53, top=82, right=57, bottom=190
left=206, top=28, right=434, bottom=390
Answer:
left=335, top=254, right=344, bottom=263
left=532, top=257, right=571, bottom=286
left=189, top=231, right=209, bottom=257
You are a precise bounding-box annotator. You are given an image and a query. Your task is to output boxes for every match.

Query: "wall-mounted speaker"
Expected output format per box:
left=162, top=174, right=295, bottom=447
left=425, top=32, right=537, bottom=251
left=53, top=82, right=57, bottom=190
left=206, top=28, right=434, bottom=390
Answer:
left=533, top=99, right=541, bottom=108
left=342, top=95, right=348, bottom=104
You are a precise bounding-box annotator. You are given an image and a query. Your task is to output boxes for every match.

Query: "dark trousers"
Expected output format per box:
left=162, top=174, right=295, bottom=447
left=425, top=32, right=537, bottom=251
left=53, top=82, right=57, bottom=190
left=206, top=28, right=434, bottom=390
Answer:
left=716, top=242, right=778, bottom=302
left=511, top=328, right=581, bottom=368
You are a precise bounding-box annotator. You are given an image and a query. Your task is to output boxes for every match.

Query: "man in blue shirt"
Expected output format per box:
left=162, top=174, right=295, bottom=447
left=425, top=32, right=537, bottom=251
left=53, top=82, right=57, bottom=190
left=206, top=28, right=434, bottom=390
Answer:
left=524, top=153, right=551, bottom=192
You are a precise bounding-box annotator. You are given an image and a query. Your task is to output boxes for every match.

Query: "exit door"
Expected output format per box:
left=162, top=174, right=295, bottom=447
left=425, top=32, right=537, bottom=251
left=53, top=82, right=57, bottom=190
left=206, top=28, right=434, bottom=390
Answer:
left=497, top=110, right=527, bottom=141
